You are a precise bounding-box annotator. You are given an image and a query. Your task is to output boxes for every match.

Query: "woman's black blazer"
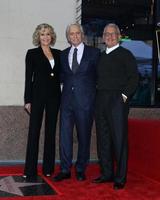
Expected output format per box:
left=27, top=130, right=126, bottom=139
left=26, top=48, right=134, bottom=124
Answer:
left=24, top=46, right=61, bottom=104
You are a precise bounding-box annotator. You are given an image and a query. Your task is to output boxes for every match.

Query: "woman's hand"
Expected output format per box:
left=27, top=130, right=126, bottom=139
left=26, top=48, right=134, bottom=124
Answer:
left=24, top=103, right=31, bottom=114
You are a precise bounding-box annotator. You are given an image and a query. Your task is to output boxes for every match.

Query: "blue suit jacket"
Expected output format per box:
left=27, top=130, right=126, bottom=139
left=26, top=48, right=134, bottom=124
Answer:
left=60, top=44, right=100, bottom=110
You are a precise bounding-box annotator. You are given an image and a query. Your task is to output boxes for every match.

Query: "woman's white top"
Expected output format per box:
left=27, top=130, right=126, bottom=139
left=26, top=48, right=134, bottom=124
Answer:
left=49, top=59, right=55, bottom=69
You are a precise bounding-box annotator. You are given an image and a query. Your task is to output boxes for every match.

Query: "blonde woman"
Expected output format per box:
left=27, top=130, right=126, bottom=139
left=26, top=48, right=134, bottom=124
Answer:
left=23, top=23, right=61, bottom=181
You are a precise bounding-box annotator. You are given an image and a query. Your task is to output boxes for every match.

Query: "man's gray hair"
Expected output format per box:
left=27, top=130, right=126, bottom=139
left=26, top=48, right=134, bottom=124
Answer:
left=66, top=23, right=85, bottom=43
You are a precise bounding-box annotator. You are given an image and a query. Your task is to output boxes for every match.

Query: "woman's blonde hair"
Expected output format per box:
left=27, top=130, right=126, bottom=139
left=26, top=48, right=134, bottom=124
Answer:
left=32, top=23, right=56, bottom=46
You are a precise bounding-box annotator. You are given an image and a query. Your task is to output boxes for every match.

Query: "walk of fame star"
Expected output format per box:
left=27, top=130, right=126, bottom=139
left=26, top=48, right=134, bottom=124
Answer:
left=0, top=175, right=56, bottom=197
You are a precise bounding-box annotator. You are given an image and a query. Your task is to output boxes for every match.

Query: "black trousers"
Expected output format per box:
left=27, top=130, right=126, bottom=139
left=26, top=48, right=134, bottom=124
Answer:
left=24, top=97, right=60, bottom=176
left=95, top=90, right=129, bottom=184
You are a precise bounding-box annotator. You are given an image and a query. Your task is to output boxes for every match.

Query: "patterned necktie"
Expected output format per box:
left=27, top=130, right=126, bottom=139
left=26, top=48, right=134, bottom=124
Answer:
left=72, top=48, right=79, bottom=73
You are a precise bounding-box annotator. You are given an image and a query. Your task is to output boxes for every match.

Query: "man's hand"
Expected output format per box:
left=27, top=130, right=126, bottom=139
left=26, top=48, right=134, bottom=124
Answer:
left=122, top=94, right=127, bottom=103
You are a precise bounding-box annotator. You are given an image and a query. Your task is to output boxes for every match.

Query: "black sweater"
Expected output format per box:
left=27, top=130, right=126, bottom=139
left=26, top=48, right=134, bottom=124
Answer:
left=97, top=46, right=139, bottom=98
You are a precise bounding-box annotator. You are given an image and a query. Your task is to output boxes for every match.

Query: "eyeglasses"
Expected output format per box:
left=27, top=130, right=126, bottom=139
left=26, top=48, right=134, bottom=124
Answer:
left=103, top=32, right=118, bottom=37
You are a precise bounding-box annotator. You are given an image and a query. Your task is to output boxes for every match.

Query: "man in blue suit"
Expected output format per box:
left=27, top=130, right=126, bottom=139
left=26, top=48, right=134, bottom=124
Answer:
left=53, top=23, right=100, bottom=181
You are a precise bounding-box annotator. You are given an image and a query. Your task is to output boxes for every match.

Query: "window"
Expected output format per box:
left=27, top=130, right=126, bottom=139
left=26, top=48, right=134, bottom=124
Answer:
left=82, top=0, right=159, bottom=106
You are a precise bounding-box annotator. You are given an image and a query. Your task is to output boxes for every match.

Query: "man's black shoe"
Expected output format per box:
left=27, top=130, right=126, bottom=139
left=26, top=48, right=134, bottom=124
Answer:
left=76, top=171, right=86, bottom=181
left=113, top=182, right=125, bottom=190
left=92, top=176, right=113, bottom=183
left=53, top=172, right=71, bottom=182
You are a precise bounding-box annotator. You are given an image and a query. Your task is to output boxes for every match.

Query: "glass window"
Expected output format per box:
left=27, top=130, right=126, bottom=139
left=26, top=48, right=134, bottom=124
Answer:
left=121, top=40, right=152, bottom=106
left=82, top=0, right=156, bottom=107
